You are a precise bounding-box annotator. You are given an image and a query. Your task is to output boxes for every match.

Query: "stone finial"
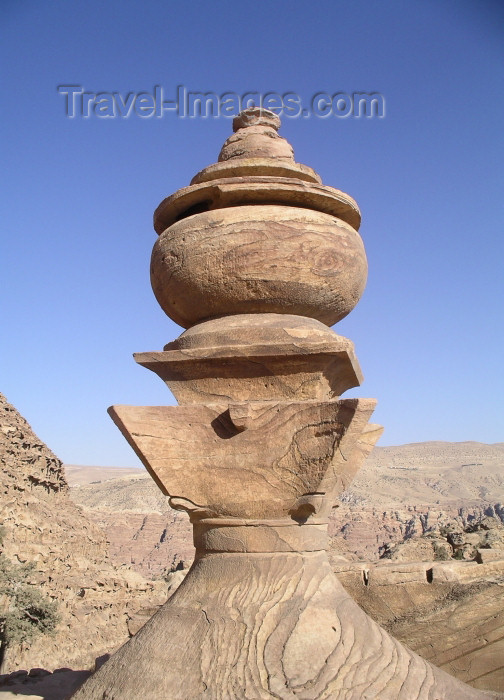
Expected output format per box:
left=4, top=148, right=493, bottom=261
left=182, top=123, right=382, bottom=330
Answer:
left=190, top=107, right=322, bottom=184
left=151, top=109, right=366, bottom=329
left=232, top=106, right=281, bottom=132
left=219, top=107, right=294, bottom=162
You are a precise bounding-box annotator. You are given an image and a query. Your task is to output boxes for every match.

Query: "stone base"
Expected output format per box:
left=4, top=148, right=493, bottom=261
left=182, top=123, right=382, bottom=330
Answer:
left=71, top=548, right=490, bottom=699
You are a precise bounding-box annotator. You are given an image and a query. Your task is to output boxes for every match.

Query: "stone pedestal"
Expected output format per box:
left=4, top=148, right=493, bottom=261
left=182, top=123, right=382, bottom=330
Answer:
left=72, top=109, right=492, bottom=699
left=73, top=524, right=488, bottom=699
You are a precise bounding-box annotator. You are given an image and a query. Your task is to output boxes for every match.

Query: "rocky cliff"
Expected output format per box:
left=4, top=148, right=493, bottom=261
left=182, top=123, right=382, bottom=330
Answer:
left=331, top=557, right=504, bottom=693
left=329, top=501, right=504, bottom=560
left=67, top=472, right=192, bottom=577
left=0, top=393, right=166, bottom=674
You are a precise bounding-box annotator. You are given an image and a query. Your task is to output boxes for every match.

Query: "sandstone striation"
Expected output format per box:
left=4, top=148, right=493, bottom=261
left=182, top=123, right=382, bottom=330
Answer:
left=66, top=448, right=504, bottom=694
left=331, top=557, right=504, bottom=693
left=0, top=392, right=166, bottom=675
left=66, top=459, right=504, bottom=694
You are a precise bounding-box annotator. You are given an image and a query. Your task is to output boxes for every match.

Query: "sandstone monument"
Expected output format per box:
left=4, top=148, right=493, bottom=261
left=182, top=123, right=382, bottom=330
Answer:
left=72, top=109, right=494, bottom=698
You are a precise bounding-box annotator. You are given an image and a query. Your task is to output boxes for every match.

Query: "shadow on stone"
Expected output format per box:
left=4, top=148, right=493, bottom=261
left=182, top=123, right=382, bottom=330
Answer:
left=0, top=668, right=92, bottom=700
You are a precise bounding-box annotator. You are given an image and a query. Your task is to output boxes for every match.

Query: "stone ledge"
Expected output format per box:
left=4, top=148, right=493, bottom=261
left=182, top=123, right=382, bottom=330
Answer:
left=332, top=556, right=504, bottom=586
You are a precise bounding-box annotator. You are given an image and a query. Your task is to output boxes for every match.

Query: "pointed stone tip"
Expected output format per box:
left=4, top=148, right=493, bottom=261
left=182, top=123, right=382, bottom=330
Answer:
left=219, top=107, right=293, bottom=163
left=232, top=107, right=281, bottom=133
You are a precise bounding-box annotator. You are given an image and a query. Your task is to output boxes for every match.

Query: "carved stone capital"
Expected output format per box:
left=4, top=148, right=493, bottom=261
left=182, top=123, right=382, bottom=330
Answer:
left=108, top=398, right=380, bottom=520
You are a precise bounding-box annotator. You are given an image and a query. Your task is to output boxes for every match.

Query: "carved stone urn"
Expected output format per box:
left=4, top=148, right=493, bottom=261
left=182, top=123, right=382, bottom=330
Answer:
left=150, top=108, right=366, bottom=328
left=72, top=108, right=490, bottom=699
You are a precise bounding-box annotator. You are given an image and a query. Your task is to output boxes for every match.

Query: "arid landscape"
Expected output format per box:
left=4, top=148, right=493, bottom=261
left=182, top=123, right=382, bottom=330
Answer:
left=67, top=441, right=504, bottom=694
left=1, top=391, right=503, bottom=698
left=66, top=441, right=504, bottom=574
left=3, top=2, right=502, bottom=697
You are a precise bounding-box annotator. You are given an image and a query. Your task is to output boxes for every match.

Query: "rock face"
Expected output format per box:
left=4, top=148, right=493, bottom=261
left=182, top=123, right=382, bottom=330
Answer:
left=66, top=449, right=504, bottom=695
left=85, top=510, right=192, bottom=576
left=332, top=557, right=504, bottom=694
left=67, top=468, right=193, bottom=578
left=67, top=463, right=504, bottom=694
left=380, top=515, right=504, bottom=562
left=330, top=502, right=504, bottom=561
left=0, top=392, right=166, bottom=674
left=330, top=441, right=504, bottom=560
left=72, top=109, right=492, bottom=699
left=386, top=572, right=504, bottom=693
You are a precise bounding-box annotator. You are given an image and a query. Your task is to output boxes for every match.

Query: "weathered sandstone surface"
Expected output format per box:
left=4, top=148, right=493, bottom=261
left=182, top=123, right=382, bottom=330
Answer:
left=67, top=444, right=504, bottom=695
left=70, top=109, right=500, bottom=698
left=331, top=557, right=504, bottom=693
left=0, top=392, right=167, bottom=675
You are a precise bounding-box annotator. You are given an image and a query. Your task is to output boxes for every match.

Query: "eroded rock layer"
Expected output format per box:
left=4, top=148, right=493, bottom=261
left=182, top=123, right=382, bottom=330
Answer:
left=0, top=392, right=166, bottom=673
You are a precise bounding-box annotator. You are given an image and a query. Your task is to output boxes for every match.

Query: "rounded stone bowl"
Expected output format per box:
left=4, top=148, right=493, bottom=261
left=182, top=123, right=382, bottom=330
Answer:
left=150, top=204, right=367, bottom=328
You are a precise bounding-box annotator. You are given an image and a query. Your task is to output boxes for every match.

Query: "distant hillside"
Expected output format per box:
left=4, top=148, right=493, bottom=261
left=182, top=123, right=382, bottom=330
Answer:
left=65, top=464, right=145, bottom=486
left=67, top=441, right=504, bottom=505
left=68, top=440, right=504, bottom=572
left=345, top=441, right=504, bottom=506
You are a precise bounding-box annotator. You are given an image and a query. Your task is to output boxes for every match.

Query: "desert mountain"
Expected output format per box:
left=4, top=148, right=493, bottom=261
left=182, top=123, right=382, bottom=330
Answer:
left=64, top=465, right=144, bottom=486
left=330, top=440, right=504, bottom=559
left=343, top=441, right=504, bottom=505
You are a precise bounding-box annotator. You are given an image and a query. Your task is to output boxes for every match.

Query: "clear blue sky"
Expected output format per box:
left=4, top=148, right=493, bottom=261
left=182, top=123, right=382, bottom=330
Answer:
left=1, top=1, right=503, bottom=467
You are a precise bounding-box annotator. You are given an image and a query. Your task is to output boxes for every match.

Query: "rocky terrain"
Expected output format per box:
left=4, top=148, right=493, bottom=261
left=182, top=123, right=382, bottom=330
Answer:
left=0, top=393, right=167, bottom=677
left=66, top=469, right=192, bottom=577
left=65, top=440, right=504, bottom=695
left=329, top=555, right=504, bottom=693
left=1, top=391, right=502, bottom=696
left=67, top=440, right=504, bottom=576
left=330, top=441, right=504, bottom=556
left=380, top=515, right=504, bottom=561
